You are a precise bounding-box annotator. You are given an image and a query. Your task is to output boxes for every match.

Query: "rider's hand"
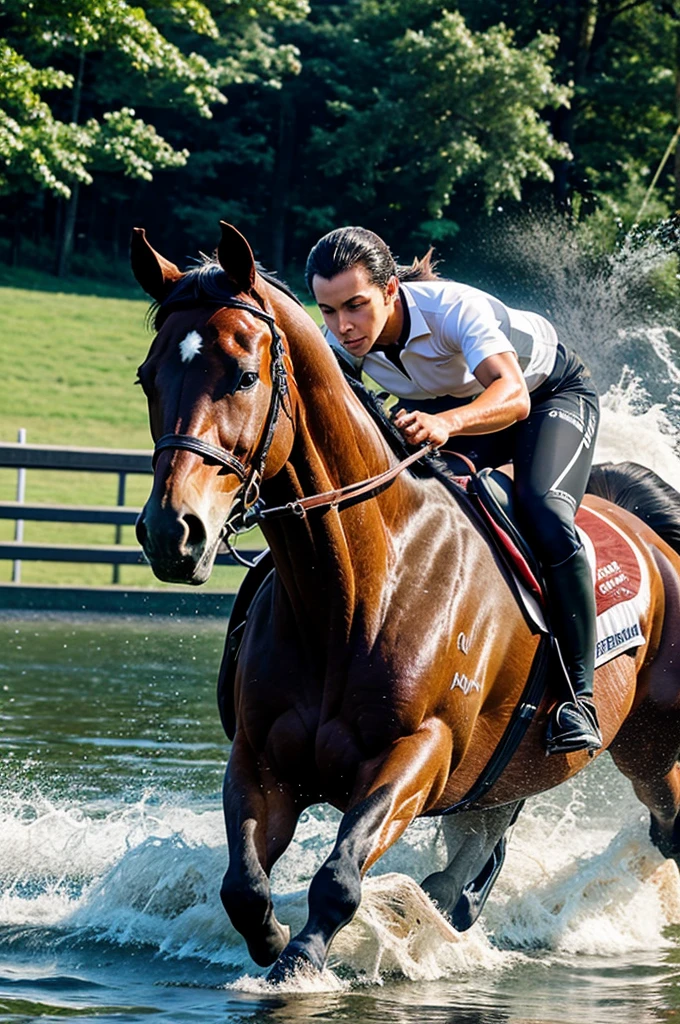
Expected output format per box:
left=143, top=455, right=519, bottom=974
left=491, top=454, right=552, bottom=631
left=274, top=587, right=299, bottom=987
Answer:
left=393, top=409, right=450, bottom=447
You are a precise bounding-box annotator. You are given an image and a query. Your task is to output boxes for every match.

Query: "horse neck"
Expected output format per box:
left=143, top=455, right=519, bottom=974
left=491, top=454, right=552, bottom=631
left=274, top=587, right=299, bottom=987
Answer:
left=259, top=283, right=424, bottom=640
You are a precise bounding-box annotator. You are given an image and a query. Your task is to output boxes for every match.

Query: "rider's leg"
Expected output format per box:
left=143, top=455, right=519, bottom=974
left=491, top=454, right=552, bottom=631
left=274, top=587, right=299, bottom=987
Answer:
left=542, top=542, right=601, bottom=753
left=513, top=381, right=602, bottom=755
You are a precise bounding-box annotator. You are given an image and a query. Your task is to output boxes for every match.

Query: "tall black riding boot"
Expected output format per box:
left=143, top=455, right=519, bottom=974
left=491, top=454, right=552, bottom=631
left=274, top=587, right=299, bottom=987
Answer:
left=544, top=544, right=602, bottom=756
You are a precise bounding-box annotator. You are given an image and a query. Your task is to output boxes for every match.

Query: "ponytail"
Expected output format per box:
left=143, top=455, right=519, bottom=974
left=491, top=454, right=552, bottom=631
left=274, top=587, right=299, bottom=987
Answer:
left=396, top=248, right=440, bottom=282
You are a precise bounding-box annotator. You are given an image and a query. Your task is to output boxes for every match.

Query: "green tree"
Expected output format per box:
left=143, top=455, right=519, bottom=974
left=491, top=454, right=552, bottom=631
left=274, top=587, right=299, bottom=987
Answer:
left=0, top=42, right=93, bottom=198
left=294, top=2, right=569, bottom=254
left=458, top=0, right=680, bottom=223
left=0, top=0, right=308, bottom=272
left=168, top=1, right=570, bottom=274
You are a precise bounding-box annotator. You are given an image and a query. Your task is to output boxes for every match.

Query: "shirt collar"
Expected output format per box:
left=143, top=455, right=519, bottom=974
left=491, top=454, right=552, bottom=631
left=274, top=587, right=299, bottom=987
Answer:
left=399, top=284, right=430, bottom=344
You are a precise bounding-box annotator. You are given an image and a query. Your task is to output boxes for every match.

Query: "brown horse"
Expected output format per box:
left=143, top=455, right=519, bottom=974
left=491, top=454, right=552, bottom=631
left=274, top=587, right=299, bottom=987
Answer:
left=131, top=222, right=680, bottom=981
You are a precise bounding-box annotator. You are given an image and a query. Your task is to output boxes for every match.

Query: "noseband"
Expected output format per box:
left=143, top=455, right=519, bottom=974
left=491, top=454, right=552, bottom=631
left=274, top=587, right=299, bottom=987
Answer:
left=152, top=297, right=289, bottom=515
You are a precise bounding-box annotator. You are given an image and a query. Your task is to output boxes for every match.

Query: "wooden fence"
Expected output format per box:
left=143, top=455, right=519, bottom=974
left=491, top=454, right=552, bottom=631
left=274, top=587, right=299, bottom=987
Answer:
left=0, top=439, right=263, bottom=610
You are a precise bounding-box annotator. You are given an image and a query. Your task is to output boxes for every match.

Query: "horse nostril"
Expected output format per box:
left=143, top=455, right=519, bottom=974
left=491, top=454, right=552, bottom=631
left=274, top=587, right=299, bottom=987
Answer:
left=182, top=513, right=206, bottom=554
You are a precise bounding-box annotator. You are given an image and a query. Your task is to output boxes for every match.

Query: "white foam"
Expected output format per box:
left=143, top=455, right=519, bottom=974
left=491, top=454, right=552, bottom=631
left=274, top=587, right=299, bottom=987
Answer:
left=596, top=367, right=680, bottom=488
left=488, top=811, right=680, bottom=957
left=2, top=761, right=679, bottom=987
left=226, top=963, right=348, bottom=995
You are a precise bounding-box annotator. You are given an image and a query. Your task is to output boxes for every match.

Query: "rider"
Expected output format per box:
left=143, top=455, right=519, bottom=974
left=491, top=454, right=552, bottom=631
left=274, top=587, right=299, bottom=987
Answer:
left=305, top=226, right=602, bottom=756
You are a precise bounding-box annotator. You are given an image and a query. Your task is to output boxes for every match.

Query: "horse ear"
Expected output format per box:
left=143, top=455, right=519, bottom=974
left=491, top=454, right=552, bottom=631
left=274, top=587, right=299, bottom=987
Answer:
left=217, top=221, right=257, bottom=293
left=130, top=227, right=183, bottom=302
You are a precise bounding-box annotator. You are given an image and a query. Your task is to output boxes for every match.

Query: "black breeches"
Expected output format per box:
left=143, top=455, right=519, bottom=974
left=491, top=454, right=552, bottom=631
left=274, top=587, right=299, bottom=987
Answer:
left=511, top=389, right=599, bottom=566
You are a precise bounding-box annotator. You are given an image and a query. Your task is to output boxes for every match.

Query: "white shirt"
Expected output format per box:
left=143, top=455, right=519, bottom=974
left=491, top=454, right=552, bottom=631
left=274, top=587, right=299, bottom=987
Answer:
left=328, top=280, right=559, bottom=400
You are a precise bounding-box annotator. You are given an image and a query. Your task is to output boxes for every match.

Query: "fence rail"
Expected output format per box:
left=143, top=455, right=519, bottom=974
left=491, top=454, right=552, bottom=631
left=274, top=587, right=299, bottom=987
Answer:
left=0, top=501, right=140, bottom=525
left=0, top=440, right=263, bottom=580
left=0, top=442, right=152, bottom=474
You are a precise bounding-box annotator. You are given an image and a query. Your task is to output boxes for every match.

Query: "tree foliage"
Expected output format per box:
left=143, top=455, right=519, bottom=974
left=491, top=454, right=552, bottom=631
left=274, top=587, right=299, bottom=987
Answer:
left=0, top=0, right=308, bottom=198
left=307, top=5, right=569, bottom=239
left=0, top=41, right=93, bottom=196
left=1, top=0, right=678, bottom=278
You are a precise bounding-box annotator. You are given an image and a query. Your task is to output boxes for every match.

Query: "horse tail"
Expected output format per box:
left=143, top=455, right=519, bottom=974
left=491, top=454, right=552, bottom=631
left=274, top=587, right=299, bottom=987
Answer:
left=587, top=462, right=680, bottom=555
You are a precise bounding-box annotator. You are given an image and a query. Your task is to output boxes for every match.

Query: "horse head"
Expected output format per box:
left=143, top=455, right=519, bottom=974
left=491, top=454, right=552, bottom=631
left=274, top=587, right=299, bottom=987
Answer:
left=131, top=222, right=295, bottom=584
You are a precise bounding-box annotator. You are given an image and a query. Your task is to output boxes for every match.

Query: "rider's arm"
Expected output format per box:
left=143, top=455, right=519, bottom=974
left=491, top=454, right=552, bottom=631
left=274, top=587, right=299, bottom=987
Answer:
left=394, top=352, right=531, bottom=447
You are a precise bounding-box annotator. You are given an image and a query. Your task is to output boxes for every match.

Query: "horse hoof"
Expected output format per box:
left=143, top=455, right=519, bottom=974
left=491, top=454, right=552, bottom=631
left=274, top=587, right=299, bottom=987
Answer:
left=266, top=944, right=319, bottom=984
left=247, top=923, right=291, bottom=968
left=650, top=815, right=680, bottom=862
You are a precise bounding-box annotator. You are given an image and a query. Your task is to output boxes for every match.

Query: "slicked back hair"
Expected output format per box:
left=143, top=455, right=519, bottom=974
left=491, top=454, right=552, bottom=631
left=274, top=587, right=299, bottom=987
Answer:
left=305, top=226, right=440, bottom=296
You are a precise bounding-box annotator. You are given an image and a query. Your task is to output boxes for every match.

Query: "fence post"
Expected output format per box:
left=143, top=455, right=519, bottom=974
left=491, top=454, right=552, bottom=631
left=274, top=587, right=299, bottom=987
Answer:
left=112, top=470, right=126, bottom=584
left=12, top=428, right=26, bottom=583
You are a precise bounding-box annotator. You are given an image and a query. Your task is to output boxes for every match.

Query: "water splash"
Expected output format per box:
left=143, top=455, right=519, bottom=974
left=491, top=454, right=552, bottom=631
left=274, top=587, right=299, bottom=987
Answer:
left=597, top=368, right=680, bottom=487
left=476, top=212, right=680, bottom=484
left=472, top=211, right=680, bottom=402
left=489, top=811, right=680, bottom=957
left=1, top=759, right=679, bottom=987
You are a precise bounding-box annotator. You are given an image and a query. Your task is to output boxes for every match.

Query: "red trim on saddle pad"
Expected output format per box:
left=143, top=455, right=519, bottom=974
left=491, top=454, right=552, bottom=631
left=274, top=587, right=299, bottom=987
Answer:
left=461, top=478, right=643, bottom=624
left=575, top=505, right=642, bottom=615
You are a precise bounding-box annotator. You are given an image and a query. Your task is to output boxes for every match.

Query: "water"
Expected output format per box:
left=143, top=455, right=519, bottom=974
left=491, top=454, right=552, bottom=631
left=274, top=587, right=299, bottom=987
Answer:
left=3, top=617, right=680, bottom=1022
left=4, top=229, right=680, bottom=1021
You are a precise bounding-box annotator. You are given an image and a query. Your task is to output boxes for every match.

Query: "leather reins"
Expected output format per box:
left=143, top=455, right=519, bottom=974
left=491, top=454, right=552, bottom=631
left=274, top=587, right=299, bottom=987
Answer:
left=246, top=443, right=435, bottom=525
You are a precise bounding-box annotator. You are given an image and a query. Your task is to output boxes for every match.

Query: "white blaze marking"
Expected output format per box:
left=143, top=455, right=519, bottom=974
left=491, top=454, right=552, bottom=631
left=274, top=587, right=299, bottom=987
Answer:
left=179, top=330, right=203, bottom=363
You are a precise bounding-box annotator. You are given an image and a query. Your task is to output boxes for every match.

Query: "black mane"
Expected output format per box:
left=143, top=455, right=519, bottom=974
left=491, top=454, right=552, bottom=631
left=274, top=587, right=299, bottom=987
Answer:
left=150, top=257, right=302, bottom=330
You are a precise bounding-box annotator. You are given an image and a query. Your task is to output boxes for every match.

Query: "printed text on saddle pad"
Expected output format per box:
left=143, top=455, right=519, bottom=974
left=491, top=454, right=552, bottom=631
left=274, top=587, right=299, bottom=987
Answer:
left=575, top=504, right=647, bottom=668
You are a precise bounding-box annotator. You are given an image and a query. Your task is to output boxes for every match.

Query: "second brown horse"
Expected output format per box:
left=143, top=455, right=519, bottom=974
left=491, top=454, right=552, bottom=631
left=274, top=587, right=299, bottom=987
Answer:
left=132, top=222, right=680, bottom=981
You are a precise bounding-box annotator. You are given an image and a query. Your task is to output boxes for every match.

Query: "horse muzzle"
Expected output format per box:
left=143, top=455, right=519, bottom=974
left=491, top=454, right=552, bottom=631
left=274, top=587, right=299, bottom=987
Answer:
left=136, top=501, right=221, bottom=585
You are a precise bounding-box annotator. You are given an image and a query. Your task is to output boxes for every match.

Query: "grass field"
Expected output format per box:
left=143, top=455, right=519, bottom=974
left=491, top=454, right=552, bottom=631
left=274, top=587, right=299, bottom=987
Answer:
left=0, top=266, right=310, bottom=589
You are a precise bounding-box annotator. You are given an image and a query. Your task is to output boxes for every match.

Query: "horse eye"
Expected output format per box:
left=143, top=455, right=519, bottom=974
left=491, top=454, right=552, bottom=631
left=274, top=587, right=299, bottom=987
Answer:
left=239, top=371, right=259, bottom=391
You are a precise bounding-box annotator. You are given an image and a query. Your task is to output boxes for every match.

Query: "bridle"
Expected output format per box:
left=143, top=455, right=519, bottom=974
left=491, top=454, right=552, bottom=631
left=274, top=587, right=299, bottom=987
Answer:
left=151, top=295, right=438, bottom=566
left=152, top=298, right=289, bottom=529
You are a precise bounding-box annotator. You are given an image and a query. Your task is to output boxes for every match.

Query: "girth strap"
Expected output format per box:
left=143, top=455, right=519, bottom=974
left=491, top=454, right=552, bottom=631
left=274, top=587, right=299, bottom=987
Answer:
left=425, top=632, right=551, bottom=816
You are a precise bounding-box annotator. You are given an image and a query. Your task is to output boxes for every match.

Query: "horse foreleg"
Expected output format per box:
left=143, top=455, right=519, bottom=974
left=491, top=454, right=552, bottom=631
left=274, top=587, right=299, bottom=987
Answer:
left=421, top=800, right=524, bottom=930
left=267, top=718, right=452, bottom=982
left=221, top=735, right=299, bottom=967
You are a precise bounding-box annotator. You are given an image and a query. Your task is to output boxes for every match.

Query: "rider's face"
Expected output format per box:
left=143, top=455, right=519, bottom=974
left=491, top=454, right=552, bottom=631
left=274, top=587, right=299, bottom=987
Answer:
left=313, top=266, right=399, bottom=359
